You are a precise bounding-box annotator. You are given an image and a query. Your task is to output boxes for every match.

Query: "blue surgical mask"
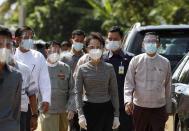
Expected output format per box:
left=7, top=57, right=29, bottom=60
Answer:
left=22, top=39, right=34, bottom=50
left=144, top=43, right=157, bottom=54
left=73, top=42, right=83, bottom=51
left=107, top=41, right=121, bottom=51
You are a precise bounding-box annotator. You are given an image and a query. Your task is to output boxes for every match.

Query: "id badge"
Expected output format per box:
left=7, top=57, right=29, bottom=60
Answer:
left=119, top=66, right=124, bottom=74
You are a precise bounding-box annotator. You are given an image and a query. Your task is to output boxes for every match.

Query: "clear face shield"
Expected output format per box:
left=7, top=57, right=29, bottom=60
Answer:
left=21, top=31, right=35, bottom=40
left=88, top=44, right=103, bottom=61
left=0, top=39, right=12, bottom=63
left=47, top=46, right=60, bottom=63
left=20, top=31, right=35, bottom=50
left=0, top=39, right=12, bottom=49
left=88, top=45, right=102, bottom=50
left=143, top=35, right=159, bottom=54
left=143, top=35, right=158, bottom=44
left=47, top=46, right=60, bottom=55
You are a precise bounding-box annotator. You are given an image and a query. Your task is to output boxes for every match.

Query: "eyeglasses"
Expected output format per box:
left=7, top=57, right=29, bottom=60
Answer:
left=88, top=45, right=101, bottom=49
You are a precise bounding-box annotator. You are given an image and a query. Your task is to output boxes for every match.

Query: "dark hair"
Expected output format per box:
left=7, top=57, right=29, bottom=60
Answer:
left=108, top=26, right=123, bottom=38
left=46, top=40, right=61, bottom=49
left=144, top=32, right=160, bottom=42
left=61, top=41, right=71, bottom=47
left=15, top=26, right=34, bottom=38
left=0, top=26, right=12, bottom=39
left=72, top=29, right=85, bottom=39
left=86, top=32, right=105, bottom=47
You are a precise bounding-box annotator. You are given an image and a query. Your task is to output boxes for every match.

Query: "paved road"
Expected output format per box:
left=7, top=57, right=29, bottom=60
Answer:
left=165, top=115, right=174, bottom=131
left=36, top=116, right=174, bottom=131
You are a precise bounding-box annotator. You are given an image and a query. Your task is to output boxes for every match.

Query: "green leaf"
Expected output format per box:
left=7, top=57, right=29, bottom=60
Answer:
left=85, top=0, right=109, bottom=18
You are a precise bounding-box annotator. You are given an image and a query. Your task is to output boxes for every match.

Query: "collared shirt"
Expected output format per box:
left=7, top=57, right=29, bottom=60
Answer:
left=39, top=61, right=75, bottom=113
left=75, top=60, right=119, bottom=117
left=14, top=48, right=51, bottom=103
left=46, top=61, right=58, bottom=67
left=14, top=61, right=37, bottom=112
left=73, top=54, right=90, bottom=79
left=61, top=51, right=84, bottom=72
left=0, top=64, right=22, bottom=131
left=124, top=53, right=172, bottom=112
left=103, top=50, right=133, bottom=109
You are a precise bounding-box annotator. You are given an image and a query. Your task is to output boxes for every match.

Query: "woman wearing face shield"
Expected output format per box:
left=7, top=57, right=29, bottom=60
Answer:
left=75, top=32, right=120, bottom=131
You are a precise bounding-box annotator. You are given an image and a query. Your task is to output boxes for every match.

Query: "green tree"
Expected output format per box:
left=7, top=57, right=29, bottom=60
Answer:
left=0, top=0, right=104, bottom=41
left=25, top=0, right=104, bottom=41
left=85, top=0, right=187, bottom=32
left=1, top=0, right=189, bottom=41
left=0, top=0, right=18, bottom=24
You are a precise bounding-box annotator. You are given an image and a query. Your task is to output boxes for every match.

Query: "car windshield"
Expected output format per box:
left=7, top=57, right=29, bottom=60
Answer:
left=126, top=30, right=189, bottom=56
left=158, top=38, right=189, bottom=56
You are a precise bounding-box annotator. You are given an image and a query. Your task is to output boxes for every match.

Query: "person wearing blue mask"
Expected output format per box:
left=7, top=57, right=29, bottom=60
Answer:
left=103, top=26, right=134, bottom=131
left=8, top=34, right=38, bottom=131
left=61, top=29, right=85, bottom=131
left=124, top=32, right=172, bottom=131
left=61, top=30, right=85, bottom=72
left=14, top=26, right=51, bottom=131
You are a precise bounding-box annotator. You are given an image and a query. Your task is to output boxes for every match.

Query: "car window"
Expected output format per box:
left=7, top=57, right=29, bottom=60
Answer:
left=125, top=30, right=189, bottom=56
left=127, top=32, right=143, bottom=55
left=157, top=38, right=189, bottom=56
left=177, top=57, right=189, bottom=84
left=172, top=54, right=189, bottom=82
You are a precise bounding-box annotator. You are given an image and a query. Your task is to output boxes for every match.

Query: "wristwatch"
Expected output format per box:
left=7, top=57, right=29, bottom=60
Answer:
left=32, top=114, right=38, bottom=118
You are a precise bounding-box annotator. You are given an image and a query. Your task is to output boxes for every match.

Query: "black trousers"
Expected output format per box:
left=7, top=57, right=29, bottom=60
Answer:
left=133, top=105, right=168, bottom=131
left=81, top=101, right=114, bottom=131
left=20, top=112, right=27, bottom=131
left=69, top=113, right=80, bottom=131
left=114, top=109, right=134, bottom=131
left=26, top=105, right=32, bottom=131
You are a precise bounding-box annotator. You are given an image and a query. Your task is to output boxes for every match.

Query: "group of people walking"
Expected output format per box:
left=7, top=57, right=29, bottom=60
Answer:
left=0, top=25, right=171, bottom=131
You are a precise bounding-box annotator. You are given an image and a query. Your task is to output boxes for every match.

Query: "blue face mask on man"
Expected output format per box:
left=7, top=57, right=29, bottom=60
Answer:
left=107, top=41, right=121, bottom=51
left=144, top=43, right=157, bottom=54
left=73, top=42, right=83, bottom=51
left=22, top=39, right=34, bottom=50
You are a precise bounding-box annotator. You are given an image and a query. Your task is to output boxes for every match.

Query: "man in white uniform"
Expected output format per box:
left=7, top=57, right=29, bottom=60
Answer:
left=8, top=41, right=38, bottom=131
left=14, top=26, right=51, bottom=131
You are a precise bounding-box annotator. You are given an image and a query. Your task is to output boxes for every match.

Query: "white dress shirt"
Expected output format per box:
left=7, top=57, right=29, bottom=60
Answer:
left=14, top=60, right=37, bottom=112
left=14, top=48, right=51, bottom=104
left=124, top=53, right=172, bottom=112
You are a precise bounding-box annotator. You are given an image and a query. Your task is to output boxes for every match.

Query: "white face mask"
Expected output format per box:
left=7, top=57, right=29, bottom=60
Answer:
left=60, top=51, right=70, bottom=58
left=48, top=53, right=60, bottom=63
left=107, top=41, right=121, bottom=51
left=0, top=48, right=11, bottom=63
left=89, top=49, right=102, bottom=61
